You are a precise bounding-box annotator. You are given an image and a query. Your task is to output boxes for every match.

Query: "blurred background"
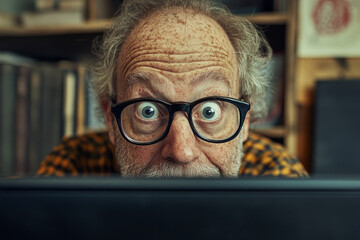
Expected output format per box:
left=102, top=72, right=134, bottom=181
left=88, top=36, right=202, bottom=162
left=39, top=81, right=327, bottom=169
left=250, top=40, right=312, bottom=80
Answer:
left=0, top=0, right=359, bottom=177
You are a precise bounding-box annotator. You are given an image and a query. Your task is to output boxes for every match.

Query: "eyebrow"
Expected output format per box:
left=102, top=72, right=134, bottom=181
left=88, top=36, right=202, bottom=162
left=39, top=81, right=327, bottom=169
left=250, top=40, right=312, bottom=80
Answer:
left=126, top=71, right=232, bottom=100
left=191, top=71, right=231, bottom=92
left=126, top=72, right=164, bottom=97
left=127, top=72, right=156, bottom=89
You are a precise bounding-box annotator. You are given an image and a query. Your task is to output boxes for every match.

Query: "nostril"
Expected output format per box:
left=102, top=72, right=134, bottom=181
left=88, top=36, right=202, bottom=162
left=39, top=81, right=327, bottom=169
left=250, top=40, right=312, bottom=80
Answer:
left=167, top=143, right=196, bottom=164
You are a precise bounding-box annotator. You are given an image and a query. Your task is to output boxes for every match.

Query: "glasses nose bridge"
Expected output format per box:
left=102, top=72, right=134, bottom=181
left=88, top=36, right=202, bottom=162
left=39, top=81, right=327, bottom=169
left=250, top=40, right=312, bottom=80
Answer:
left=167, top=102, right=194, bottom=137
left=170, top=102, right=191, bottom=116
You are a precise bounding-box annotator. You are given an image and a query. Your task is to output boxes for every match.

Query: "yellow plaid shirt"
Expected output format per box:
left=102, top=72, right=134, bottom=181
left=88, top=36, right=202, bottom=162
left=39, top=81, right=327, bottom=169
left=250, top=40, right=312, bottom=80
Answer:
left=37, top=131, right=308, bottom=177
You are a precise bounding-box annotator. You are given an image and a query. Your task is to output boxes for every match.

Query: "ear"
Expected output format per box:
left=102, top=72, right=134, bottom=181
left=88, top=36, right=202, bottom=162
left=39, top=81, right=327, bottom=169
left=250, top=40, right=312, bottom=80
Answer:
left=101, top=98, right=115, bottom=145
left=242, top=110, right=251, bottom=143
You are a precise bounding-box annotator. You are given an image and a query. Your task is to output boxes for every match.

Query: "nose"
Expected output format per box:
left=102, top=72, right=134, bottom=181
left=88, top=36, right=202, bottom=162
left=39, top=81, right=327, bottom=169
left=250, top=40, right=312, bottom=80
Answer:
left=161, top=112, right=199, bottom=164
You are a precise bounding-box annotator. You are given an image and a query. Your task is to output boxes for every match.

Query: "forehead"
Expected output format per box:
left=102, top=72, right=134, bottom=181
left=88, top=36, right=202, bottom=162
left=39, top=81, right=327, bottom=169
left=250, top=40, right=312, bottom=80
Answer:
left=128, top=7, right=233, bottom=49
left=117, top=7, right=239, bottom=97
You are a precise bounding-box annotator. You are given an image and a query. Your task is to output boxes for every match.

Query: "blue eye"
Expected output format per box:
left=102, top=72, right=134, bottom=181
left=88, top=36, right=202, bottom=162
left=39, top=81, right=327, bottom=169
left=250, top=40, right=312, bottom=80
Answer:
left=137, top=102, right=159, bottom=120
left=198, top=102, right=221, bottom=121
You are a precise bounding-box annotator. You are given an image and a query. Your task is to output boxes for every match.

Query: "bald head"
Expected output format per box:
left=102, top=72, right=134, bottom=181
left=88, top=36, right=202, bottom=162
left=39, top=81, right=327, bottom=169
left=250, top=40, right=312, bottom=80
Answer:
left=116, top=7, right=239, bottom=101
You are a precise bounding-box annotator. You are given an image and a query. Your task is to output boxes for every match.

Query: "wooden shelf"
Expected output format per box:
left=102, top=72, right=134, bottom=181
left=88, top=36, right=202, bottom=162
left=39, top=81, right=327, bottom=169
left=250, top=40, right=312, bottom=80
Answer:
left=0, top=19, right=111, bottom=36
left=250, top=126, right=286, bottom=139
left=243, top=12, right=288, bottom=25
left=0, top=12, right=287, bottom=36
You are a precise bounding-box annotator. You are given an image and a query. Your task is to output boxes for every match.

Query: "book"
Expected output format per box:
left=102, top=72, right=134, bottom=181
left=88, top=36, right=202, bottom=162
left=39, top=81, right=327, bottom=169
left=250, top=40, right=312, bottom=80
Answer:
left=0, top=64, right=17, bottom=177
left=91, top=0, right=118, bottom=19
left=85, top=69, right=105, bottom=131
left=59, top=0, right=86, bottom=11
left=0, top=12, right=18, bottom=28
left=21, top=10, right=84, bottom=28
left=48, top=65, right=63, bottom=151
left=38, top=64, right=63, bottom=162
left=0, top=56, right=103, bottom=175
left=35, top=0, right=55, bottom=11
left=0, top=52, right=34, bottom=67
left=0, top=52, right=35, bottom=176
left=15, top=66, right=31, bottom=175
left=28, top=69, right=42, bottom=174
left=63, top=69, right=78, bottom=137
left=76, top=64, right=86, bottom=135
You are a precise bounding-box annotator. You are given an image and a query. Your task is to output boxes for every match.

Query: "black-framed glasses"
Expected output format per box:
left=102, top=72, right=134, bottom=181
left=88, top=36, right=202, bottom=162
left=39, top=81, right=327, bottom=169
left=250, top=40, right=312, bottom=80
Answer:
left=111, top=96, right=250, bottom=145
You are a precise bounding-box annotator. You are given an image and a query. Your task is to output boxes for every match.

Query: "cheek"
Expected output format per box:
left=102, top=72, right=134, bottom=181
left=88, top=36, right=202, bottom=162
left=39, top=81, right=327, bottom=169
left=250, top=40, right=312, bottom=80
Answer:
left=128, top=144, right=162, bottom=166
left=202, top=141, right=236, bottom=165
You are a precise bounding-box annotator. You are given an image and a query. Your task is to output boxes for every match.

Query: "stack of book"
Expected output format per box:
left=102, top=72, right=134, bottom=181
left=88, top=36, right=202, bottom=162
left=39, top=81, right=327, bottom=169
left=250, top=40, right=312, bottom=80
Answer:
left=0, top=52, right=105, bottom=177
left=0, top=12, right=18, bottom=28
left=21, top=0, right=86, bottom=28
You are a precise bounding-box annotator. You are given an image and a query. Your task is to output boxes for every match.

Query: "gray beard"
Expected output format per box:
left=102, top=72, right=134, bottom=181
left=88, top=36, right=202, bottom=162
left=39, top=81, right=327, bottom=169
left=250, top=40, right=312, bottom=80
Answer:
left=113, top=121, right=243, bottom=177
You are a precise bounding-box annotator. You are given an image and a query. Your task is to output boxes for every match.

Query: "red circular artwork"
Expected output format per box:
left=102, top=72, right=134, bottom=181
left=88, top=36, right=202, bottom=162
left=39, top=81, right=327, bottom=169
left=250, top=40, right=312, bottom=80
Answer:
left=312, top=0, right=351, bottom=35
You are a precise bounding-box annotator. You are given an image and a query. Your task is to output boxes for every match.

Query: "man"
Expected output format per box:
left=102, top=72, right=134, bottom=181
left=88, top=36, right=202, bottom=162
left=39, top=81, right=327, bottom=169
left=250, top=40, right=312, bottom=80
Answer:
left=38, top=0, right=307, bottom=177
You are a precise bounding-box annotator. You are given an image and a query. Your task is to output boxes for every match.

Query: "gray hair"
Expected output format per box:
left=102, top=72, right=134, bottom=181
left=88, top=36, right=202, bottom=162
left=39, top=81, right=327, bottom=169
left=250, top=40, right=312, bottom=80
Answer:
left=92, top=0, right=272, bottom=119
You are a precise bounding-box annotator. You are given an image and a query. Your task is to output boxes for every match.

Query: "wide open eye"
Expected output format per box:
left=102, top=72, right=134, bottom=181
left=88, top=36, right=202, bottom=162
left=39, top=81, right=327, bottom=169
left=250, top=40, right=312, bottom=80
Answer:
left=197, top=101, right=222, bottom=121
left=136, top=102, right=159, bottom=120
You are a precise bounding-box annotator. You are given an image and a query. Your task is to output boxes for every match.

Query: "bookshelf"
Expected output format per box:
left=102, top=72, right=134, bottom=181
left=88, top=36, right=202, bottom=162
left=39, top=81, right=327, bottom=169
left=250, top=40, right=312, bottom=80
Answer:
left=0, top=13, right=287, bottom=36
left=0, top=0, right=299, bottom=175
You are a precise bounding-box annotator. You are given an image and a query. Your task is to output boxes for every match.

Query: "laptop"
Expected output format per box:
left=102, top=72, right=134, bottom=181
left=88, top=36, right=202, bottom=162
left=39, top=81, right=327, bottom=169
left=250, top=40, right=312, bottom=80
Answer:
left=1, top=177, right=360, bottom=240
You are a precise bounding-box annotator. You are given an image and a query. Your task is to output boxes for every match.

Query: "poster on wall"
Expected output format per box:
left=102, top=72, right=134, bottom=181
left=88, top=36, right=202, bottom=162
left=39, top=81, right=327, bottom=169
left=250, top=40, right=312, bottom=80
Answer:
left=298, top=0, right=360, bottom=57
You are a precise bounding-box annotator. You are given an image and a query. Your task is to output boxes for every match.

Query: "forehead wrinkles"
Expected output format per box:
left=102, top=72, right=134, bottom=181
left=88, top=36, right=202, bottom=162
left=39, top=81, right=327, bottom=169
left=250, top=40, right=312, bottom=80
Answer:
left=119, top=44, right=234, bottom=77
left=117, top=7, right=238, bottom=86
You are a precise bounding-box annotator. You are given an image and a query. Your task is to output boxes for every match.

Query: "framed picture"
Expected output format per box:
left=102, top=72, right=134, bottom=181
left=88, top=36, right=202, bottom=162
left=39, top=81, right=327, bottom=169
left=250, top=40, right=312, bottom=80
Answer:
left=298, top=0, right=360, bottom=57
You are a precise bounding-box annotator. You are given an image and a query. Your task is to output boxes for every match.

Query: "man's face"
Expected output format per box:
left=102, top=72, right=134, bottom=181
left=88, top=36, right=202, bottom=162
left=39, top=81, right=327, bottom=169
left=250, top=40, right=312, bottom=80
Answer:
left=105, top=8, right=250, bottom=177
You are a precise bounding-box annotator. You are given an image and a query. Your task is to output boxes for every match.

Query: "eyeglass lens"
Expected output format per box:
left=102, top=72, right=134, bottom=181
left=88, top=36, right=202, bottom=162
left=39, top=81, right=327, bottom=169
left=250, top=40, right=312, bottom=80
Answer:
left=192, top=100, right=240, bottom=140
left=120, top=100, right=241, bottom=143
